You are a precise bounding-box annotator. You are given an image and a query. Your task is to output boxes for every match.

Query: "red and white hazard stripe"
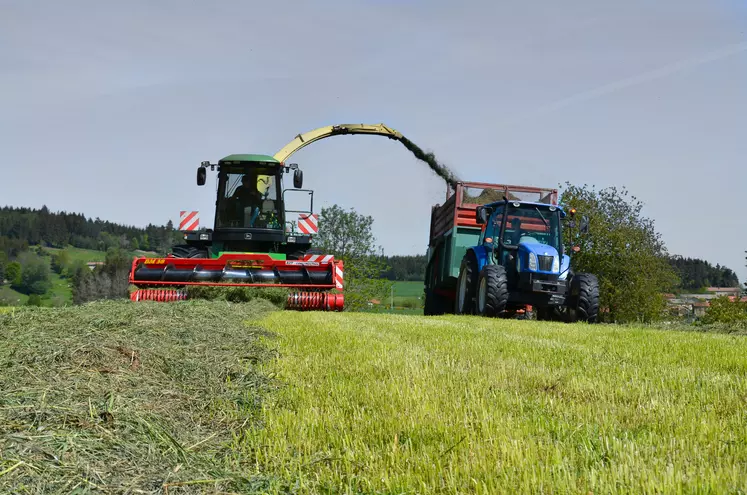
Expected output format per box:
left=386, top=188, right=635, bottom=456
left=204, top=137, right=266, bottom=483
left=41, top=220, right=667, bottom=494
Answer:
left=297, top=213, right=318, bottom=234
left=303, top=254, right=334, bottom=263
left=179, top=211, right=199, bottom=231
left=334, top=261, right=344, bottom=290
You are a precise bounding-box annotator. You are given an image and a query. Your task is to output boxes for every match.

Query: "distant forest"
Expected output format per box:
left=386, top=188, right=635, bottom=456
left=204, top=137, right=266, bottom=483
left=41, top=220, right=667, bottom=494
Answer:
left=668, top=255, right=740, bottom=291
left=0, top=205, right=182, bottom=257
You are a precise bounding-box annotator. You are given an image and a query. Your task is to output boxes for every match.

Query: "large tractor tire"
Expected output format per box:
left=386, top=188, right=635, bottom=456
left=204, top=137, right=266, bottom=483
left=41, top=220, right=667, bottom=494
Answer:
left=476, top=265, right=509, bottom=317
left=170, top=245, right=208, bottom=258
left=454, top=252, right=478, bottom=315
left=568, top=273, right=600, bottom=323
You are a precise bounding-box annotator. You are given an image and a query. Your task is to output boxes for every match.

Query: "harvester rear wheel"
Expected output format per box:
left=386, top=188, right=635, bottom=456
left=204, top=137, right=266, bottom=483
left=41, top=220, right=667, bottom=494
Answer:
left=454, top=252, right=478, bottom=315
left=170, top=245, right=208, bottom=258
left=476, top=265, right=509, bottom=317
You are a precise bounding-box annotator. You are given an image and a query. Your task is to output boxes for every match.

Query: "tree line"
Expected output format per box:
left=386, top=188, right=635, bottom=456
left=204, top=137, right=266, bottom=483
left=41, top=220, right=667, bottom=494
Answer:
left=0, top=205, right=182, bottom=256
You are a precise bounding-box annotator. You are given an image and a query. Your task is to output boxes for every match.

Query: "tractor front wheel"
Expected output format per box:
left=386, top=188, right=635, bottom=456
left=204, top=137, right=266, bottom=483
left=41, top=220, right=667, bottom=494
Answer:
left=476, top=265, right=509, bottom=317
left=567, top=273, right=600, bottom=323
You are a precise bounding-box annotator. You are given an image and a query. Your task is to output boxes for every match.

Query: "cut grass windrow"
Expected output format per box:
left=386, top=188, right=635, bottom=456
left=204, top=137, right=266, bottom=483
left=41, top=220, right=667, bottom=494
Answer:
left=0, top=299, right=281, bottom=494
left=244, top=312, right=747, bottom=494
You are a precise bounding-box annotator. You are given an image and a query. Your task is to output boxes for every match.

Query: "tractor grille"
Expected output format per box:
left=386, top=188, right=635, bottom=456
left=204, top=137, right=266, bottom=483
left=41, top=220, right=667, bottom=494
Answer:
left=538, top=255, right=554, bottom=272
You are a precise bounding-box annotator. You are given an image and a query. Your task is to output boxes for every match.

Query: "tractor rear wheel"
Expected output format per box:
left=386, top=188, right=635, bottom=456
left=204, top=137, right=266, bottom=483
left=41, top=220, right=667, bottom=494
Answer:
left=568, top=273, right=600, bottom=323
left=454, top=252, right=478, bottom=315
left=476, top=265, right=509, bottom=317
left=170, top=245, right=208, bottom=258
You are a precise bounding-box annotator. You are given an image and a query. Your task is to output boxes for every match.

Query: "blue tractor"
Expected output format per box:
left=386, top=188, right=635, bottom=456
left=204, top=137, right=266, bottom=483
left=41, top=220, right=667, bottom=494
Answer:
left=453, top=198, right=599, bottom=322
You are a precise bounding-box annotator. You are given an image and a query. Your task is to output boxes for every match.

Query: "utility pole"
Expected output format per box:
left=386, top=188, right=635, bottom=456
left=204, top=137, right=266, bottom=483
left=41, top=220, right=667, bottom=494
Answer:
left=390, top=285, right=394, bottom=311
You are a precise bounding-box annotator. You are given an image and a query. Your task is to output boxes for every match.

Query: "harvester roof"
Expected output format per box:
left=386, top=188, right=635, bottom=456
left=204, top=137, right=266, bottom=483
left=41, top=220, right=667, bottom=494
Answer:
left=219, top=154, right=280, bottom=164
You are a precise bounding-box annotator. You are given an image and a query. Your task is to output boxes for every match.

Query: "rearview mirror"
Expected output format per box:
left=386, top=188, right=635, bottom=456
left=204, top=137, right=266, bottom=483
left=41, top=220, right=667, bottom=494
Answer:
left=476, top=206, right=488, bottom=225
left=293, top=169, right=303, bottom=189
left=197, top=166, right=206, bottom=186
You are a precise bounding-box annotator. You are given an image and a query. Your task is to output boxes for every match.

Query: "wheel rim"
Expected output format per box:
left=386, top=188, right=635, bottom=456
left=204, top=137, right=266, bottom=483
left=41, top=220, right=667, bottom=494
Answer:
left=478, top=277, right=487, bottom=314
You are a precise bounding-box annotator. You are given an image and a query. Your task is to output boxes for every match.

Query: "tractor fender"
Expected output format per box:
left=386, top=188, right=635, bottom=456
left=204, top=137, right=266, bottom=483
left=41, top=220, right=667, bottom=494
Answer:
left=470, top=245, right=492, bottom=273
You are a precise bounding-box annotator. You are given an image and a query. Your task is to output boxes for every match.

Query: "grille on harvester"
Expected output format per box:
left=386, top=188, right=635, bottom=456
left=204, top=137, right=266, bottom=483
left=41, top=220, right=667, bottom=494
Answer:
left=538, top=255, right=554, bottom=272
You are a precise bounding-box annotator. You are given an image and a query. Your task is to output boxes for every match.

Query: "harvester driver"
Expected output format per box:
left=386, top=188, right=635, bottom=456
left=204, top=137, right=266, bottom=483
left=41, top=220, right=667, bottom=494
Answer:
left=232, top=173, right=263, bottom=206
left=223, top=173, right=264, bottom=227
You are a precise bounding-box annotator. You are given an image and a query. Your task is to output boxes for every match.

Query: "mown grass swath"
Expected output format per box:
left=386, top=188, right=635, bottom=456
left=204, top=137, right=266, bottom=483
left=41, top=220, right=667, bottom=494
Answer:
left=245, top=312, right=747, bottom=494
left=0, top=300, right=281, bottom=493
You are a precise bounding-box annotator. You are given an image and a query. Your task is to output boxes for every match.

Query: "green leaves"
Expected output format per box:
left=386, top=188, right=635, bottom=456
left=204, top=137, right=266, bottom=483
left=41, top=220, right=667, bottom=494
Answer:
left=560, top=183, right=678, bottom=323
left=314, top=205, right=393, bottom=311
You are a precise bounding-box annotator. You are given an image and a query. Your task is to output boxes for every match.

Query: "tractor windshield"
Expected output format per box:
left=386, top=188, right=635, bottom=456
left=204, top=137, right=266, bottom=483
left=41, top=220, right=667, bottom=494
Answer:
left=498, top=204, right=561, bottom=250
left=216, top=166, right=282, bottom=229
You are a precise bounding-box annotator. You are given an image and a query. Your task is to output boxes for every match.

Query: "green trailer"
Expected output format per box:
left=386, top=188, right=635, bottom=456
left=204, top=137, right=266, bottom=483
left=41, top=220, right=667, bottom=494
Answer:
left=423, top=181, right=558, bottom=315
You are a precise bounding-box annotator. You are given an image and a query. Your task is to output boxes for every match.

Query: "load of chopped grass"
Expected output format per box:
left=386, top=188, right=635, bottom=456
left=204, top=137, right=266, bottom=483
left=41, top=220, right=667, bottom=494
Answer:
left=0, top=299, right=282, bottom=493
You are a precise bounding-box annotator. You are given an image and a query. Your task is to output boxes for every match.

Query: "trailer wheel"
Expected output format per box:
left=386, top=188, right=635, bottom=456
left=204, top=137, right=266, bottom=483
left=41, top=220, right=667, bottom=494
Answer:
left=424, top=289, right=446, bottom=316
left=476, top=265, right=509, bottom=317
left=454, top=252, right=478, bottom=315
left=171, top=245, right=208, bottom=258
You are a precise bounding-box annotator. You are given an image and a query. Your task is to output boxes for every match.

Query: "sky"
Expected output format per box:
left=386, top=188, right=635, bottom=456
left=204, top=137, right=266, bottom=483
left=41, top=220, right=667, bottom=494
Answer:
left=1, top=0, right=746, bottom=283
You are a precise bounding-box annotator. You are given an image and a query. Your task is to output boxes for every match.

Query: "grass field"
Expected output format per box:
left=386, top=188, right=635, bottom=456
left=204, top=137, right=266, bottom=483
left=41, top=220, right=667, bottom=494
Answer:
left=3, top=301, right=747, bottom=493
left=247, top=312, right=747, bottom=494
left=369, top=280, right=425, bottom=314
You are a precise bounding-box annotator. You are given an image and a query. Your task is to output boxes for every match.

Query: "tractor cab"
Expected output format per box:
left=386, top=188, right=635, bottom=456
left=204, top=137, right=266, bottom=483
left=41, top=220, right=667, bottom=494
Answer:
left=184, top=154, right=314, bottom=258
left=478, top=201, right=569, bottom=293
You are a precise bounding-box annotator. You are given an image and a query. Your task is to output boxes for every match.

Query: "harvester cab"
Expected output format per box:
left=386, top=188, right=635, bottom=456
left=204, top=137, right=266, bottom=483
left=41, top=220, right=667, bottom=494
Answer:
left=455, top=196, right=599, bottom=322
left=187, top=154, right=314, bottom=259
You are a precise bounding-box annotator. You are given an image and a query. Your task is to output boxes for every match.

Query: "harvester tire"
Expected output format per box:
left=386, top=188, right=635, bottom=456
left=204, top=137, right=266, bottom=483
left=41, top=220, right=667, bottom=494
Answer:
left=569, top=273, right=600, bottom=323
left=454, top=252, right=478, bottom=315
left=476, top=265, right=509, bottom=317
left=170, top=245, right=208, bottom=258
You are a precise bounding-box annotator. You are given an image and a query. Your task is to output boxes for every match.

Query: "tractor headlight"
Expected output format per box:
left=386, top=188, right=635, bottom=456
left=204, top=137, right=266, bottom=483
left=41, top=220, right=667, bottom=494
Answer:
left=552, top=256, right=559, bottom=273
left=528, top=253, right=537, bottom=271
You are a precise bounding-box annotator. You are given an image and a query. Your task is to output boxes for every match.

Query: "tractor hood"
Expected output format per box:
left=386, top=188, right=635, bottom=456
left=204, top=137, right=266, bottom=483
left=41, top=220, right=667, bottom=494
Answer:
left=517, top=240, right=560, bottom=274
left=519, top=240, right=558, bottom=258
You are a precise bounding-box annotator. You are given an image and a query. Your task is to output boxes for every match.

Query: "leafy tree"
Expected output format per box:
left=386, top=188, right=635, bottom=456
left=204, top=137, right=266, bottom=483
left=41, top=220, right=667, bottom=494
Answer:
left=17, top=252, right=52, bottom=295
left=51, top=249, right=72, bottom=275
left=6, top=261, right=22, bottom=287
left=559, top=183, right=678, bottom=323
left=314, top=205, right=392, bottom=311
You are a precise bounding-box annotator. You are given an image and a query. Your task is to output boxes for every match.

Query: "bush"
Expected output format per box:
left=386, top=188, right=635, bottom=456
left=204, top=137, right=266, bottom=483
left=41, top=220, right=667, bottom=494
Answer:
left=698, top=296, right=747, bottom=326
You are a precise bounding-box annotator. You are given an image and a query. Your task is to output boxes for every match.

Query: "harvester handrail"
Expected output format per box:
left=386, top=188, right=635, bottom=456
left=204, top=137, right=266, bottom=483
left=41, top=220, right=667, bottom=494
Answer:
left=272, top=123, right=404, bottom=163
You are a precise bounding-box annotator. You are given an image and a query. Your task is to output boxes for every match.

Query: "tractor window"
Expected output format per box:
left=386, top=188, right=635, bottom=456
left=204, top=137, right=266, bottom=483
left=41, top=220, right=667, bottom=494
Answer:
left=501, top=205, right=561, bottom=249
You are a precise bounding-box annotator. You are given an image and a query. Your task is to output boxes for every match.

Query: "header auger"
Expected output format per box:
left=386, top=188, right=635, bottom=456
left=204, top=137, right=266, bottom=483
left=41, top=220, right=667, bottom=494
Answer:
left=128, top=123, right=405, bottom=311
